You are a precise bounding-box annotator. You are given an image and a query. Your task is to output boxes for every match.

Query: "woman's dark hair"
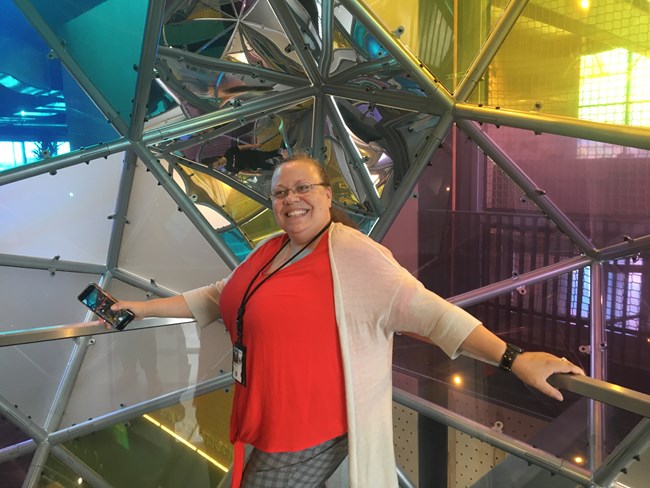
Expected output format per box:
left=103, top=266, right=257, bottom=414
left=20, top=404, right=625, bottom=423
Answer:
left=274, top=155, right=358, bottom=228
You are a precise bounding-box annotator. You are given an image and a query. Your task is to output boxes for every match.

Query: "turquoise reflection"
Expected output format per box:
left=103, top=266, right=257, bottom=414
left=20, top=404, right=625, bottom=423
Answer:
left=221, top=228, right=252, bottom=261
left=0, top=0, right=119, bottom=170
left=29, top=0, right=148, bottom=129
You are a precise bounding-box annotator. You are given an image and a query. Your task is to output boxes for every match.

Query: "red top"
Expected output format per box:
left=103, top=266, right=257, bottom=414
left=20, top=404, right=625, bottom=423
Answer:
left=219, top=233, right=347, bottom=452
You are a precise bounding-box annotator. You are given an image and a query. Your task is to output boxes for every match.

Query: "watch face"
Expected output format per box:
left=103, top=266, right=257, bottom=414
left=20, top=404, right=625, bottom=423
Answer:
left=511, top=343, right=524, bottom=353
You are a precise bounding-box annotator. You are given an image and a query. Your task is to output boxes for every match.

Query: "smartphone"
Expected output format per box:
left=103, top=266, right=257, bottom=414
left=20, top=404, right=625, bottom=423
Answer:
left=78, top=283, right=135, bottom=330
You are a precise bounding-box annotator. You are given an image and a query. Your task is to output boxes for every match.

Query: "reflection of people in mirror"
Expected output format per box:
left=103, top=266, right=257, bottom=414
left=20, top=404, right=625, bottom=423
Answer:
left=203, top=143, right=285, bottom=175
left=106, top=156, right=584, bottom=488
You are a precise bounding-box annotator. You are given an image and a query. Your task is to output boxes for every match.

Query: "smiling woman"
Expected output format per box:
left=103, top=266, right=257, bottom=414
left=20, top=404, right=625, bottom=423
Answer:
left=110, top=153, right=583, bottom=488
left=270, top=158, right=333, bottom=250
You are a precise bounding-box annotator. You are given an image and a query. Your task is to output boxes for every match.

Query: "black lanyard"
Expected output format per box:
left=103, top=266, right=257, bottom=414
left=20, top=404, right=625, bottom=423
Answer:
left=235, top=221, right=331, bottom=345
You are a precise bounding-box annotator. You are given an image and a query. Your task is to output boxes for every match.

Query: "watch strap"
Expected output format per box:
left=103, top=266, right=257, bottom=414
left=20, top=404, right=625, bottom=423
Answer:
left=499, top=343, right=524, bottom=373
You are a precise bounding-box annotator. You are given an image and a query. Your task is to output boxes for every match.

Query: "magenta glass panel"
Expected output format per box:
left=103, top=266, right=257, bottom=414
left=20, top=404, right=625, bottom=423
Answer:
left=0, top=452, right=31, bottom=487
left=393, top=264, right=643, bottom=465
left=382, top=133, right=582, bottom=298
left=479, top=125, right=650, bottom=249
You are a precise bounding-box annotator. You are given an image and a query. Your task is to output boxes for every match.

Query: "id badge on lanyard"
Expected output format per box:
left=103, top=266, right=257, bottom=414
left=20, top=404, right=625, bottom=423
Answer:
left=232, top=342, right=247, bottom=386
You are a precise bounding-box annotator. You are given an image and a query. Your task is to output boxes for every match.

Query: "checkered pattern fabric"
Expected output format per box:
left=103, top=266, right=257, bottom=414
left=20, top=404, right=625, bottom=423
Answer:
left=240, top=434, right=348, bottom=488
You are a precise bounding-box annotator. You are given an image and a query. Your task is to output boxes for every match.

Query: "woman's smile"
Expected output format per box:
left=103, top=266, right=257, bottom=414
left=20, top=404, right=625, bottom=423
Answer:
left=286, top=208, right=310, bottom=218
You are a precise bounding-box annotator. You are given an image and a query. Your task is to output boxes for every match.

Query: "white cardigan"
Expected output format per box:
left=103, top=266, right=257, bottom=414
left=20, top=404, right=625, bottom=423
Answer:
left=183, top=222, right=481, bottom=487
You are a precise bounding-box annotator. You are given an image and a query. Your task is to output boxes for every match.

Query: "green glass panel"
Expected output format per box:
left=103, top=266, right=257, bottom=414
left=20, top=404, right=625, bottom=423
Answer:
left=62, top=392, right=233, bottom=487
left=30, top=0, right=149, bottom=129
left=40, top=456, right=93, bottom=487
left=482, top=0, right=650, bottom=122
left=240, top=208, right=281, bottom=247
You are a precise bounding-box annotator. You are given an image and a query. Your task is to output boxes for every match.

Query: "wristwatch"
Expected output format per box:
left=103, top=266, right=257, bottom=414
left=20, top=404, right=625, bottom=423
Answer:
left=499, top=343, right=524, bottom=373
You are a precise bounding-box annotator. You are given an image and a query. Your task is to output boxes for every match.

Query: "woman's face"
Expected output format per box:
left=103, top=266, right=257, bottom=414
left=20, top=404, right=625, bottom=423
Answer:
left=271, top=160, right=332, bottom=246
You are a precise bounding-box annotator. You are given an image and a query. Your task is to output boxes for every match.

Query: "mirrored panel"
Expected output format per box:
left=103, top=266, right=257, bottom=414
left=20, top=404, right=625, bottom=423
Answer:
left=331, top=3, right=433, bottom=98
left=327, top=97, right=440, bottom=208
left=157, top=0, right=308, bottom=122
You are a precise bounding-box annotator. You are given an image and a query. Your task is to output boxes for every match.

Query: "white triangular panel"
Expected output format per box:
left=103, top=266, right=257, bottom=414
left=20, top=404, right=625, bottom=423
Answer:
left=117, top=159, right=232, bottom=293
left=0, top=267, right=102, bottom=426
left=0, top=266, right=100, bottom=330
left=0, top=154, right=123, bottom=263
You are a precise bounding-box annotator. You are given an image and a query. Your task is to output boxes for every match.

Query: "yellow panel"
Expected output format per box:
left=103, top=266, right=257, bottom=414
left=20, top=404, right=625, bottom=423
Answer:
left=365, top=1, right=492, bottom=94
left=240, top=208, right=281, bottom=246
left=366, top=0, right=421, bottom=51
left=455, top=0, right=493, bottom=97
left=484, top=0, right=650, bottom=124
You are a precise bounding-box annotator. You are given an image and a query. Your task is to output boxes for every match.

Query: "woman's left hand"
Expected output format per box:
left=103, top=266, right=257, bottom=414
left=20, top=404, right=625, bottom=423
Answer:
left=511, top=352, right=585, bottom=401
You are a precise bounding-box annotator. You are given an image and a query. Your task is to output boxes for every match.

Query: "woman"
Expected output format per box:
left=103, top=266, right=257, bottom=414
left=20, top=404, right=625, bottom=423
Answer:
left=112, top=156, right=583, bottom=488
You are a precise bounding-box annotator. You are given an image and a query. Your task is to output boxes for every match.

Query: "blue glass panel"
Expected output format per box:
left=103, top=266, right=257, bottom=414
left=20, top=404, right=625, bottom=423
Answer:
left=221, top=227, right=252, bottom=260
left=29, top=0, right=149, bottom=129
left=0, top=0, right=118, bottom=169
left=147, top=81, right=176, bottom=118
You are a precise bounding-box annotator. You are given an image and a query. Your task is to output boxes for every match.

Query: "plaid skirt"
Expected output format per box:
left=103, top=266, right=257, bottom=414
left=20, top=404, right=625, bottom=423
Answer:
left=240, top=434, right=348, bottom=488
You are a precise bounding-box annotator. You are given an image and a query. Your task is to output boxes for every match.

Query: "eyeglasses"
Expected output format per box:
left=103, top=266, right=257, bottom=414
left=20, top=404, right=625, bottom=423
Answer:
left=269, top=182, right=328, bottom=200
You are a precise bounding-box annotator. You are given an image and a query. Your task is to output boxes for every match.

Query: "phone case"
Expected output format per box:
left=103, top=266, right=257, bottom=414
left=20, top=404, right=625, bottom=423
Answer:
left=78, top=283, right=135, bottom=330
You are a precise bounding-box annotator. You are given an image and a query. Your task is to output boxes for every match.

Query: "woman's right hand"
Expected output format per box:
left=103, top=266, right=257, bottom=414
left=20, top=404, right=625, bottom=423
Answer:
left=97, top=301, right=148, bottom=329
left=100, top=295, right=193, bottom=329
left=110, top=300, right=147, bottom=320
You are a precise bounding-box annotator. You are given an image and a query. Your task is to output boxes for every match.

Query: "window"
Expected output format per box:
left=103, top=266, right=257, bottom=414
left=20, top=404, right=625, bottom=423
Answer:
left=578, top=48, right=650, bottom=158
left=0, top=140, right=70, bottom=172
left=606, top=258, right=643, bottom=333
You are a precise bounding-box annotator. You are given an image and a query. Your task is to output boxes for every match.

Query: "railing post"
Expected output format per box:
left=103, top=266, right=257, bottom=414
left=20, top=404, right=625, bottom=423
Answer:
left=590, top=262, right=607, bottom=469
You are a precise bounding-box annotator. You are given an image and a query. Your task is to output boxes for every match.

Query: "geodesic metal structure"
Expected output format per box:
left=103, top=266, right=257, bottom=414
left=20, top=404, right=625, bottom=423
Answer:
left=2, top=0, right=650, bottom=487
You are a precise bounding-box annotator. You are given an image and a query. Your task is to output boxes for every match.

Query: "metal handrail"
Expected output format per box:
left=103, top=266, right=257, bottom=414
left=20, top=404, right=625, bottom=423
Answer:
left=393, top=386, right=593, bottom=486
left=0, top=318, right=196, bottom=347
left=4, top=320, right=650, bottom=422
left=549, top=373, right=650, bottom=419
